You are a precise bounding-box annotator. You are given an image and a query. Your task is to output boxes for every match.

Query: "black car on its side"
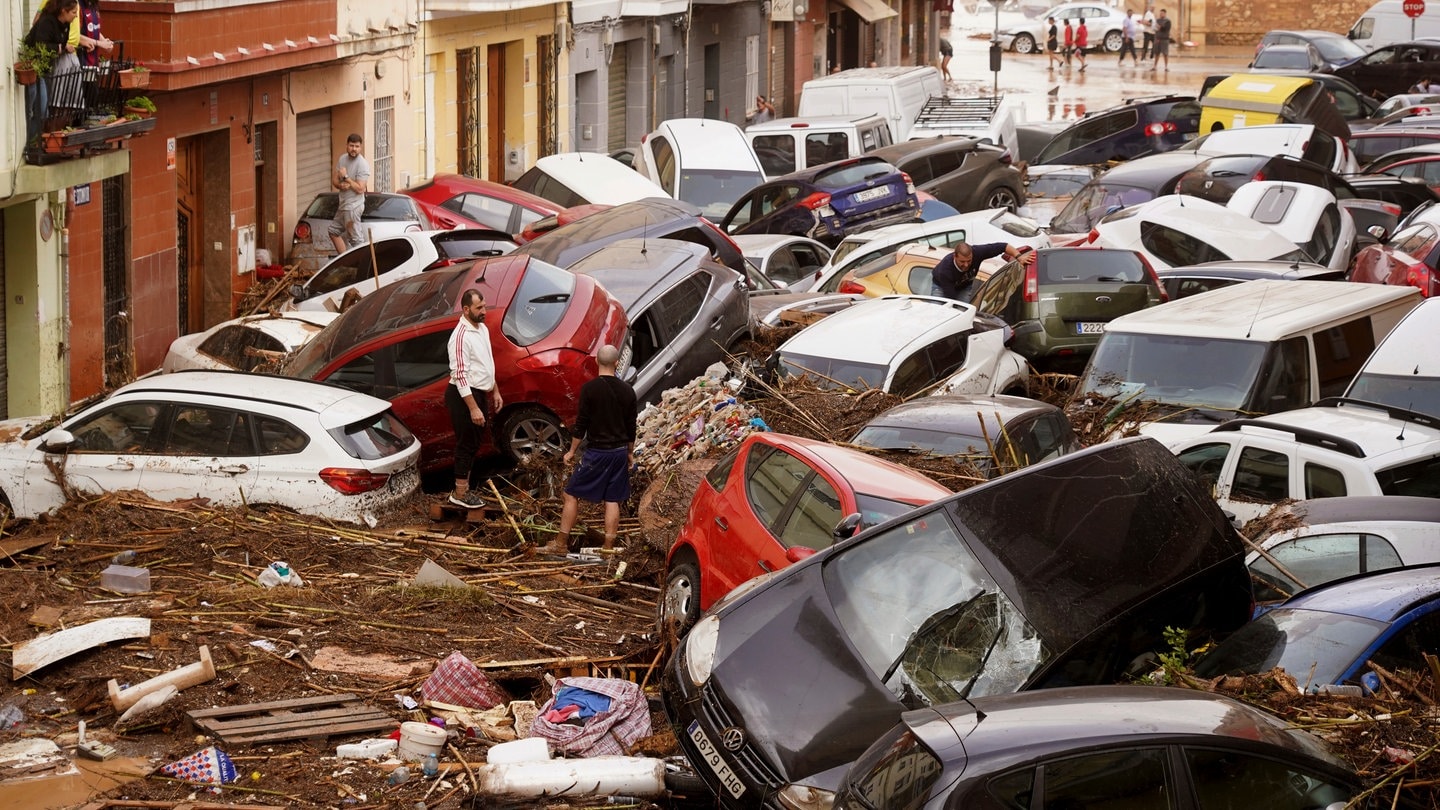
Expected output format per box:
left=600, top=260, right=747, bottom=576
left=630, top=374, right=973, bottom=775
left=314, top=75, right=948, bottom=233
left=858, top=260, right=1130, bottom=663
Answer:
left=720, top=156, right=919, bottom=246
left=867, top=136, right=1025, bottom=214
left=1032, top=95, right=1202, bottom=166
left=1336, top=40, right=1440, bottom=101
left=661, top=437, right=1253, bottom=809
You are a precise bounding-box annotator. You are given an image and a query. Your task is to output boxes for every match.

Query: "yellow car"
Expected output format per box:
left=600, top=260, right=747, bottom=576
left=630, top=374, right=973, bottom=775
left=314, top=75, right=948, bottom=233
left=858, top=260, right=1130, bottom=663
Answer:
left=842, top=244, right=1003, bottom=299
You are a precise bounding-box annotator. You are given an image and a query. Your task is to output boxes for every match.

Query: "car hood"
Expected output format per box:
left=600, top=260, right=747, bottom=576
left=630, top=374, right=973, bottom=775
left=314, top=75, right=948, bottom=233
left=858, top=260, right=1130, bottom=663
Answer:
left=0, top=415, right=59, bottom=446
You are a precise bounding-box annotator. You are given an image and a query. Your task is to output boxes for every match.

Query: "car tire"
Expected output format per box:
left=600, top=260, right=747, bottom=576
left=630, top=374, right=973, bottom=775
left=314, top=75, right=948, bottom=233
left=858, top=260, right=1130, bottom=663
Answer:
left=1103, top=30, right=1123, bottom=52
left=982, top=184, right=1022, bottom=213
left=498, top=406, right=566, bottom=463
left=661, top=557, right=703, bottom=636
left=1013, top=33, right=1037, bottom=55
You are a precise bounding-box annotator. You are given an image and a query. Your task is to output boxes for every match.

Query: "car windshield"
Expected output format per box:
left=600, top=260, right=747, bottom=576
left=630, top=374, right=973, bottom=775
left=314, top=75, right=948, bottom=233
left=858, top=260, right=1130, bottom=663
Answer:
left=1348, top=373, right=1440, bottom=420
left=777, top=351, right=889, bottom=390
left=1253, top=48, right=1314, bottom=70
left=828, top=237, right=872, bottom=269
left=1078, top=333, right=1271, bottom=417
left=679, top=169, right=766, bottom=220
left=826, top=511, right=1045, bottom=707
left=1193, top=609, right=1386, bottom=688
left=501, top=258, right=577, bottom=347
left=853, top=424, right=991, bottom=457
left=815, top=159, right=898, bottom=189
left=1041, top=249, right=1147, bottom=283
left=1050, top=181, right=1159, bottom=234
left=1028, top=170, right=1095, bottom=199
left=1311, top=36, right=1365, bottom=62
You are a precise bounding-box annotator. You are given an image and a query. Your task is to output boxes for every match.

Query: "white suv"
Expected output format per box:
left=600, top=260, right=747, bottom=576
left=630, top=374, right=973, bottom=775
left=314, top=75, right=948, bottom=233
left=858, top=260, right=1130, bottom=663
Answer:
left=1169, top=398, right=1440, bottom=524
left=770, top=295, right=1029, bottom=397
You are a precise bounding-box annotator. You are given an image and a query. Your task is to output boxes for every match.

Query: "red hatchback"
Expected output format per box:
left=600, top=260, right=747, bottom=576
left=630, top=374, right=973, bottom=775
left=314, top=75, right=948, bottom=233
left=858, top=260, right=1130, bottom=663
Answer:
left=660, top=432, right=951, bottom=632
left=1351, top=207, right=1440, bottom=298
left=401, top=174, right=564, bottom=235
left=283, top=255, right=628, bottom=473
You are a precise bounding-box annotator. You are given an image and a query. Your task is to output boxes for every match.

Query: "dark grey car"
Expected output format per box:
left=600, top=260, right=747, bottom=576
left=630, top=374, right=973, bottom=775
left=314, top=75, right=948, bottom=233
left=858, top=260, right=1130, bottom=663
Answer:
left=868, top=136, right=1026, bottom=214
left=566, top=239, right=752, bottom=405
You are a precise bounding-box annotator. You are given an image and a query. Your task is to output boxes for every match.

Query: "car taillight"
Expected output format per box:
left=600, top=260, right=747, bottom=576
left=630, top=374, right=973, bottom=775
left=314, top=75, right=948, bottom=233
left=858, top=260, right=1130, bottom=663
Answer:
left=1137, top=253, right=1168, bottom=302
left=1144, top=122, right=1176, bottom=136
left=319, top=468, right=391, bottom=495
left=1407, top=264, right=1434, bottom=296
left=294, top=222, right=312, bottom=242
left=1380, top=202, right=1403, bottom=217
left=1022, top=260, right=1039, bottom=303
left=901, top=172, right=916, bottom=195
left=1086, top=228, right=1100, bottom=244
left=1252, top=170, right=1266, bottom=182
left=838, top=279, right=865, bottom=295
left=426, top=258, right=464, bottom=270
left=998, top=148, right=1013, bottom=165
left=798, top=191, right=832, bottom=211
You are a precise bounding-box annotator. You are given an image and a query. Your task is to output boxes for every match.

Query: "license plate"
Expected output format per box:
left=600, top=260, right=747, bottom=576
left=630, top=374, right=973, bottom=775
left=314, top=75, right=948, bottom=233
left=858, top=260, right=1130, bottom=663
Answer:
left=688, top=721, right=747, bottom=798
left=1076, top=322, right=1106, bottom=334
left=852, top=186, right=889, bottom=204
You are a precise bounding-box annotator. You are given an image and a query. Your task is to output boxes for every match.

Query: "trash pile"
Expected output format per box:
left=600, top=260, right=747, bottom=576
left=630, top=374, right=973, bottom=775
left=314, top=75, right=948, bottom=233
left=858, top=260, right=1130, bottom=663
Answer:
left=632, top=363, right=766, bottom=478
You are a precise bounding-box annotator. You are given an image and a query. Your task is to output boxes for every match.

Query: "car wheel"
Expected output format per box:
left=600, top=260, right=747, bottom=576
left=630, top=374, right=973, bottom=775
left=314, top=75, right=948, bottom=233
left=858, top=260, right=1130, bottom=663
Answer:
left=1013, top=33, right=1037, bottom=55
left=1103, top=30, right=1123, bottom=52
left=661, top=558, right=703, bottom=636
left=498, top=407, right=566, bottom=463
left=983, top=184, right=1022, bottom=213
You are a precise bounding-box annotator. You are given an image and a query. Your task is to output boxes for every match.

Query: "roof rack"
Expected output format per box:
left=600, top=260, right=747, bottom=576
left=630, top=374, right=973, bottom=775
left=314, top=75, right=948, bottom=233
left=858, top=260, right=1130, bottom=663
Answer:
left=1315, top=397, right=1440, bottom=431
left=1213, top=418, right=1366, bottom=458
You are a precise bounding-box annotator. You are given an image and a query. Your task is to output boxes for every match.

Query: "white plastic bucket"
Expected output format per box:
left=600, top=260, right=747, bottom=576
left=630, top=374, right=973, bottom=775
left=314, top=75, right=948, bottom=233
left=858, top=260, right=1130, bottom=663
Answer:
left=486, top=736, right=550, bottom=764
left=476, top=756, right=666, bottom=798
left=397, top=721, right=447, bottom=761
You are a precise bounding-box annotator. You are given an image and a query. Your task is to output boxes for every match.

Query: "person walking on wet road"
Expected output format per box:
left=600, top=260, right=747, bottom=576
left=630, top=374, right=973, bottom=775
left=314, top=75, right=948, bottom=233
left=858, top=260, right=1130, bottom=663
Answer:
left=1119, top=10, right=1140, bottom=66
left=1062, top=19, right=1074, bottom=68
left=1046, top=17, right=1062, bottom=70
left=1074, top=18, right=1089, bottom=72
left=1141, top=5, right=1156, bottom=61
left=1151, top=7, right=1172, bottom=72
left=940, top=37, right=954, bottom=81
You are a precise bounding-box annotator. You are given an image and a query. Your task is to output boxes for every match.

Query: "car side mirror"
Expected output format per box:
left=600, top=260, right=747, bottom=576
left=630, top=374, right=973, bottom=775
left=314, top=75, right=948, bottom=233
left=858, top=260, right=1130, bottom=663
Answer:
left=1012, top=321, right=1044, bottom=337
left=290, top=283, right=306, bottom=302
left=39, top=429, right=76, bottom=454
left=832, top=512, right=864, bottom=541
left=1366, top=224, right=1388, bottom=240
left=786, top=546, right=818, bottom=564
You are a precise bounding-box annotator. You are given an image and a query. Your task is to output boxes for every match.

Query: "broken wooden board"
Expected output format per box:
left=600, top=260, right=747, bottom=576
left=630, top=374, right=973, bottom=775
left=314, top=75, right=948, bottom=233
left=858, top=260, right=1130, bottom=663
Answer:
left=76, top=801, right=290, bottom=809
left=187, top=693, right=393, bottom=745
left=12, top=616, right=151, bottom=680
left=0, top=534, right=52, bottom=561
left=309, top=646, right=431, bottom=681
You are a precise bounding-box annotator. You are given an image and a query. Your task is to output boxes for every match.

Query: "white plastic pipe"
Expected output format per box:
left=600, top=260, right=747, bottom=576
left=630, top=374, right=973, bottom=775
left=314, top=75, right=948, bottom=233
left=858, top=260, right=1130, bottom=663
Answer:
left=107, top=645, right=216, bottom=711
left=476, top=756, right=666, bottom=798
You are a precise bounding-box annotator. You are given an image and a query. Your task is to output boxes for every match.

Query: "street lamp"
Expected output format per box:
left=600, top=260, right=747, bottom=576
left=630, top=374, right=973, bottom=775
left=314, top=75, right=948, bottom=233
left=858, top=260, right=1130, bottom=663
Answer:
left=987, top=0, right=1004, bottom=99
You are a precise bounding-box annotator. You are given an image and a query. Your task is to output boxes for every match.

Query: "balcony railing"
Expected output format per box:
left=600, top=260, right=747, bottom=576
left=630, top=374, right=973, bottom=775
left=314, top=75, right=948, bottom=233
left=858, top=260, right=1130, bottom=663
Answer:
left=25, top=48, right=157, bottom=165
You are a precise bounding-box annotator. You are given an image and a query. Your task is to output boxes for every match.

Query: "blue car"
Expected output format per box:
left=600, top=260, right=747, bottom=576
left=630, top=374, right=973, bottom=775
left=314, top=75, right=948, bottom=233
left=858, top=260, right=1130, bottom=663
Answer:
left=1195, top=565, right=1440, bottom=693
left=720, top=156, right=919, bottom=246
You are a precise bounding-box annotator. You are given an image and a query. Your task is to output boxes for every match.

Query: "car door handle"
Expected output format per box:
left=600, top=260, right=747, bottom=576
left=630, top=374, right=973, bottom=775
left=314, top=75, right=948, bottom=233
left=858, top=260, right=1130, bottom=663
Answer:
left=713, top=516, right=729, bottom=531
left=219, top=464, right=249, bottom=475
left=107, top=461, right=134, bottom=471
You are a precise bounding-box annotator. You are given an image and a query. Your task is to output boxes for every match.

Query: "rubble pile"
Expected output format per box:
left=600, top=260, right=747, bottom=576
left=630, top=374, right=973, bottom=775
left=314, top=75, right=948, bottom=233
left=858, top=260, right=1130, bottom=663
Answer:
left=632, top=364, right=763, bottom=479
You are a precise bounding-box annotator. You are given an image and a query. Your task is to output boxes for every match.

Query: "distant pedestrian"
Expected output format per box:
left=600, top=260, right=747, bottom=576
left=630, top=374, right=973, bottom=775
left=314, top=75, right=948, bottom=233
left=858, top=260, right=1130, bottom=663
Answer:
left=329, top=133, right=370, bottom=253
left=939, top=37, right=954, bottom=81
left=750, top=95, right=775, bottom=124
left=932, top=241, right=1036, bottom=302
left=1074, top=18, right=1089, bottom=72
left=1151, top=7, right=1172, bottom=72
left=1062, top=19, right=1074, bottom=67
left=1119, top=10, right=1140, bottom=65
left=445, top=289, right=503, bottom=510
left=1141, top=5, right=1157, bottom=60
left=1046, top=17, right=1062, bottom=70
left=546, top=345, right=637, bottom=555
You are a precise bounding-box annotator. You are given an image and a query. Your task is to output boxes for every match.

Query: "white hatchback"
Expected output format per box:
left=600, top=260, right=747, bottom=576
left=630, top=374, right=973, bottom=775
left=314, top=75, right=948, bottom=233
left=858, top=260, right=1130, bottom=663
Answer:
left=0, top=371, right=420, bottom=525
left=1091, top=195, right=1311, bottom=272
left=1225, top=181, right=1358, bottom=272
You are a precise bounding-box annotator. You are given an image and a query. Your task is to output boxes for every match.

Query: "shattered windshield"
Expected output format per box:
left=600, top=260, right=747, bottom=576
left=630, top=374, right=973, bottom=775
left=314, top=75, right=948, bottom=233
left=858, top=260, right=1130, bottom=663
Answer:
left=825, top=511, right=1046, bottom=708
left=1077, top=333, right=1274, bottom=420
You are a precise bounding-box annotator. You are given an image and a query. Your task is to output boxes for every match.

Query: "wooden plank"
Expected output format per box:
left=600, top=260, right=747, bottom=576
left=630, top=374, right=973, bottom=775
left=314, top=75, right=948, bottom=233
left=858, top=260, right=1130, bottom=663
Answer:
left=203, top=706, right=385, bottom=735
left=187, top=693, right=394, bottom=745
left=77, top=802, right=290, bottom=809
left=12, top=617, right=151, bottom=680
left=187, top=693, right=363, bottom=720
left=0, top=534, right=52, bottom=560
left=215, top=715, right=395, bottom=745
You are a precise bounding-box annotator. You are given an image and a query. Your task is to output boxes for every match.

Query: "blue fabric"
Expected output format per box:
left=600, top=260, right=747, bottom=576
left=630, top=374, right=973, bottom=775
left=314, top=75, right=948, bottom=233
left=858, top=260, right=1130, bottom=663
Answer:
left=564, top=445, right=631, bottom=503
left=553, top=685, right=613, bottom=718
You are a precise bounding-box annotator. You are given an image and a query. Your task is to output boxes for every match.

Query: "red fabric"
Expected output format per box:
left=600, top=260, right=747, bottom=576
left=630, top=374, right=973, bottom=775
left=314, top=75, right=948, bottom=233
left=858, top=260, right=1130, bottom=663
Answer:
left=1076, top=22, right=1089, bottom=48
left=420, top=651, right=510, bottom=709
left=530, top=676, right=652, bottom=758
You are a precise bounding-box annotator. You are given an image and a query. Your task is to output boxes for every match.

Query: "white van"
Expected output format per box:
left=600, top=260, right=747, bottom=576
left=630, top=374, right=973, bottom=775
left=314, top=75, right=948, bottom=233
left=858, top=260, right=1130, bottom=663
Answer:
left=636, top=119, right=767, bottom=221
left=1346, top=297, right=1440, bottom=417
left=511, top=153, right=669, bottom=207
left=796, top=66, right=944, bottom=142
left=1076, top=280, right=1422, bottom=445
left=744, top=114, right=894, bottom=177
left=1349, top=0, right=1440, bottom=51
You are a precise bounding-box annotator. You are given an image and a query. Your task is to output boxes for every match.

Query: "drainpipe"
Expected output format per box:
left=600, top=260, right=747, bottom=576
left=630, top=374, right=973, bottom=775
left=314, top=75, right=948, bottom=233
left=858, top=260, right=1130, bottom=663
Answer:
left=59, top=212, right=71, bottom=404
left=683, top=0, right=693, bottom=115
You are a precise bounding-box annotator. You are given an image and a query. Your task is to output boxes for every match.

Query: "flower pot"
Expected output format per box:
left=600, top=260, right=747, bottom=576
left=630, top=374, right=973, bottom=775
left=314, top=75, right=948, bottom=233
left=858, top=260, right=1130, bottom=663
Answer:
left=123, top=106, right=153, bottom=119
left=42, top=132, right=69, bottom=152
left=118, top=70, right=149, bottom=89
left=13, top=62, right=37, bottom=86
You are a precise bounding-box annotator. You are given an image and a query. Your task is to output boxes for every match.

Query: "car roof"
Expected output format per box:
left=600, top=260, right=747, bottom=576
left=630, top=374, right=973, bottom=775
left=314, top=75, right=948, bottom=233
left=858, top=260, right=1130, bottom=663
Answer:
left=1357, top=298, right=1440, bottom=377
left=531, top=153, right=669, bottom=203
left=1274, top=495, right=1440, bottom=528
left=860, top=394, right=1059, bottom=434
left=746, top=114, right=888, bottom=132
left=405, top=174, right=561, bottom=212
left=1158, top=259, right=1337, bottom=280
left=870, top=135, right=985, bottom=161
left=781, top=155, right=895, bottom=183
left=1101, top=195, right=1304, bottom=256
left=1239, top=399, right=1440, bottom=460
left=1190, top=124, right=1319, bottom=157
left=750, top=432, right=951, bottom=502
left=1090, top=151, right=1209, bottom=184
left=118, top=370, right=390, bottom=429
left=834, top=208, right=1003, bottom=247
left=1105, top=280, right=1419, bottom=341
left=778, top=296, right=975, bottom=365
left=513, top=197, right=709, bottom=266
left=1279, top=564, right=1440, bottom=619
left=648, top=118, right=759, bottom=171
left=566, top=238, right=720, bottom=304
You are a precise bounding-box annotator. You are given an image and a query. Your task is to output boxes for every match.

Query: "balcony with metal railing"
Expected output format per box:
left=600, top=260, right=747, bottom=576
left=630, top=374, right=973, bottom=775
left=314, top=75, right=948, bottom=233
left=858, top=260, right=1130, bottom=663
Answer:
left=22, top=46, right=157, bottom=165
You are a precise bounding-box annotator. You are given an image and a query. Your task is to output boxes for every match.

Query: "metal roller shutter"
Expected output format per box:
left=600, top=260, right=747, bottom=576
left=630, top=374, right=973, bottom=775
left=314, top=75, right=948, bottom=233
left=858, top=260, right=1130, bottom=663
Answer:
left=295, top=110, right=333, bottom=210
left=607, top=45, right=628, bottom=153
left=0, top=218, right=7, bottom=418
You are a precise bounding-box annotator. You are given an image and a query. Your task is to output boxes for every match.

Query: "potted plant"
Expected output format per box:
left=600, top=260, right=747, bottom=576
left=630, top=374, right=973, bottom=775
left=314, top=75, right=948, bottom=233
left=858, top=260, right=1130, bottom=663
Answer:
left=14, top=41, right=55, bottom=86
left=118, top=64, right=149, bottom=89
left=123, top=96, right=156, bottom=118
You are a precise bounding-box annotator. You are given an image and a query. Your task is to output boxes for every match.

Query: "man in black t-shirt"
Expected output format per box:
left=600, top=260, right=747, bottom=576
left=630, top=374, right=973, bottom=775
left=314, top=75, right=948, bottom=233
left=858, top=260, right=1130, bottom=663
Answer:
left=545, top=345, right=638, bottom=555
left=931, top=241, right=1035, bottom=302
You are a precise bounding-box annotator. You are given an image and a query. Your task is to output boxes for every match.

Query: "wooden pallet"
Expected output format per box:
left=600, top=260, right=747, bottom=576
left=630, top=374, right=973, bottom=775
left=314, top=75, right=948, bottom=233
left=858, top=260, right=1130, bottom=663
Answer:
left=427, top=501, right=490, bottom=523
left=187, top=693, right=393, bottom=745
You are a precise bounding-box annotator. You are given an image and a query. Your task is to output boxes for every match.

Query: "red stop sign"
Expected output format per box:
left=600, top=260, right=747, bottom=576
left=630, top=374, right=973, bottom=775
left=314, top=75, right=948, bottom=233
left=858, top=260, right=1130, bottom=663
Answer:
left=1405, top=0, right=1425, bottom=18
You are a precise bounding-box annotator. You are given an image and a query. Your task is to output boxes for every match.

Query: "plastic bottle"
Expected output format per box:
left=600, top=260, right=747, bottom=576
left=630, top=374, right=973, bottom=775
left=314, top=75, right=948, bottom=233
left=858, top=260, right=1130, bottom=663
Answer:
left=422, top=753, right=439, bottom=778
left=387, top=766, right=411, bottom=785
left=0, top=705, right=23, bottom=730
left=112, top=549, right=137, bottom=565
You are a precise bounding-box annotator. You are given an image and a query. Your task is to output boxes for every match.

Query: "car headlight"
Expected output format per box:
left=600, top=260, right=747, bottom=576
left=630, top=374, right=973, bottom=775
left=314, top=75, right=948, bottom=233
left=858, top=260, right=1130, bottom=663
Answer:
left=684, top=614, right=722, bottom=686
left=777, top=783, right=837, bottom=810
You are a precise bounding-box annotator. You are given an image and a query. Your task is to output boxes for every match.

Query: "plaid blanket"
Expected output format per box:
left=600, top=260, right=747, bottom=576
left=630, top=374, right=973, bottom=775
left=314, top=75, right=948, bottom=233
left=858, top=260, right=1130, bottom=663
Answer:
left=420, top=651, right=510, bottom=709
left=530, top=676, right=652, bottom=757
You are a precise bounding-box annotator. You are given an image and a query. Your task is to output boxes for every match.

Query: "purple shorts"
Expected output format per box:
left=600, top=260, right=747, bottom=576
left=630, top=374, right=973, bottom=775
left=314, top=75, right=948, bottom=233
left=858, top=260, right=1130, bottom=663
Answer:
left=564, top=446, right=631, bottom=503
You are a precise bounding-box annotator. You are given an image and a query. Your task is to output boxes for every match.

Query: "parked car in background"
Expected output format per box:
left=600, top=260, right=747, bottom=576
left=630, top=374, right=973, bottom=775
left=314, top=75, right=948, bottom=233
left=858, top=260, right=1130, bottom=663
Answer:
left=0, top=371, right=420, bottom=524
left=744, top=114, right=894, bottom=177
left=771, top=295, right=1029, bottom=397
left=1017, top=163, right=1100, bottom=228
left=565, top=239, right=752, bottom=405
left=1346, top=298, right=1440, bottom=417
left=513, top=197, right=748, bottom=276
left=869, top=136, right=1025, bottom=213
left=999, top=1, right=1128, bottom=53
left=1351, top=93, right=1440, bottom=131
left=1345, top=173, right=1440, bottom=221
left=970, top=246, right=1165, bottom=370
left=1046, top=151, right=1208, bottom=236
left=511, top=153, right=669, bottom=207
left=1177, top=123, right=1359, bottom=174
left=1226, top=182, right=1357, bottom=271
left=287, top=229, right=517, bottom=313
left=1255, top=29, right=1368, bottom=71
left=1156, top=259, right=1342, bottom=299
left=1351, top=130, right=1440, bottom=168
left=637, top=118, right=767, bottom=220
left=835, top=686, right=1392, bottom=810
left=1195, top=565, right=1440, bottom=694
left=1250, top=43, right=1328, bottom=73
left=1245, top=496, right=1440, bottom=603
left=720, top=156, right=919, bottom=246
left=730, top=234, right=832, bottom=291
left=289, top=192, right=430, bottom=269
left=1335, top=40, right=1440, bottom=99
left=850, top=393, right=1080, bottom=477
left=662, top=438, right=1253, bottom=808
left=283, top=256, right=629, bottom=471
left=400, top=174, right=562, bottom=235
left=1371, top=151, right=1440, bottom=193
left=1032, top=95, right=1202, bottom=166
left=1351, top=201, right=1440, bottom=297
left=162, top=312, right=339, bottom=373
left=659, top=431, right=950, bottom=632
left=1090, top=195, right=1311, bottom=271
left=1170, top=397, right=1440, bottom=523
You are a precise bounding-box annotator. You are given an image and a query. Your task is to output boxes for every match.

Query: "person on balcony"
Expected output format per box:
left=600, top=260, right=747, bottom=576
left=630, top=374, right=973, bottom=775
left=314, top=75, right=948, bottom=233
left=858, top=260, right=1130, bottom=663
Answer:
left=22, top=0, right=79, bottom=149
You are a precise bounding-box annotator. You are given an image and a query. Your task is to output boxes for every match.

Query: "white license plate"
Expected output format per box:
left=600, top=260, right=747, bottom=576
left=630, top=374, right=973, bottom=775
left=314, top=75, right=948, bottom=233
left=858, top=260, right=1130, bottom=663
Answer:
left=688, top=721, right=747, bottom=798
left=852, top=187, right=889, bottom=204
left=1076, top=322, right=1107, bottom=334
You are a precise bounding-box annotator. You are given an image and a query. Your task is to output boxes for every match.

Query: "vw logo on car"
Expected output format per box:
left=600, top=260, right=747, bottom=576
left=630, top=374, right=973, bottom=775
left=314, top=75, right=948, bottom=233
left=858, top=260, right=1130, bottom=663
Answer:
left=721, top=727, right=746, bottom=752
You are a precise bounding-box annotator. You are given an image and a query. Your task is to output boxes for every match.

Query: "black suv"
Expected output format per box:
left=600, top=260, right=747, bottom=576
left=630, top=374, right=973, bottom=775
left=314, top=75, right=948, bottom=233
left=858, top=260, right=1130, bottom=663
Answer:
left=1033, top=95, right=1202, bottom=166
left=869, top=136, right=1026, bottom=213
